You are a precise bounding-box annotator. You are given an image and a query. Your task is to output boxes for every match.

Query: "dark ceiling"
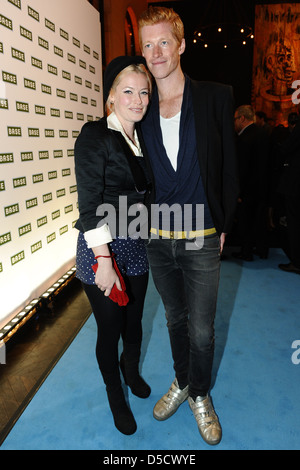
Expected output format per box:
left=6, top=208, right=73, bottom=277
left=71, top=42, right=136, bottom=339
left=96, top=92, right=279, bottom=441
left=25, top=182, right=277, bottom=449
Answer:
left=149, top=1, right=300, bottom=104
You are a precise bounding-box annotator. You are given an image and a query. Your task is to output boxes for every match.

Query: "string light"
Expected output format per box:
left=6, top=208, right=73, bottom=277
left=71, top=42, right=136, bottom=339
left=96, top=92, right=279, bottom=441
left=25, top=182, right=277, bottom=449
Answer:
left=193, top=23, right=254, bottom=48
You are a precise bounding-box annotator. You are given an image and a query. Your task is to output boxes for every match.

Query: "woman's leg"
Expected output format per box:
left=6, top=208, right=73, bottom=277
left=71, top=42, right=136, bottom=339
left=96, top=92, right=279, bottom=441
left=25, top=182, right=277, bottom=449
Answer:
left=122, top=272, right=149, bottom=344
left=82, top=283, right=136, bottom=435
left=120, top=272, right=151, bottom=398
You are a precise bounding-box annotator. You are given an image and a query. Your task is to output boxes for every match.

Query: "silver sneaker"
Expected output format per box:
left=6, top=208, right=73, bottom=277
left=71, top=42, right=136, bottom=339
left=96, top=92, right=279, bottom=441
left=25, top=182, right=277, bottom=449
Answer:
left=153, top=379, right=189, bottom=421
left=188, top=395, right=222, bottom=445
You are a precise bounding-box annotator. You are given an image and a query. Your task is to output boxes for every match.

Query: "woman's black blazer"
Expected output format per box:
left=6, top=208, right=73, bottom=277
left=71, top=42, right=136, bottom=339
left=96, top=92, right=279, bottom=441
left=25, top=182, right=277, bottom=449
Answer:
left=74, top=117, right=149, bottom=235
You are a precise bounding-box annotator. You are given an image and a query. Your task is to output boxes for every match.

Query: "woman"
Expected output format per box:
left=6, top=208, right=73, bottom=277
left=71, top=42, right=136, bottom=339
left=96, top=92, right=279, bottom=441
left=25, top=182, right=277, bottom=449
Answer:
left=74, top=56, right=152, bottom=435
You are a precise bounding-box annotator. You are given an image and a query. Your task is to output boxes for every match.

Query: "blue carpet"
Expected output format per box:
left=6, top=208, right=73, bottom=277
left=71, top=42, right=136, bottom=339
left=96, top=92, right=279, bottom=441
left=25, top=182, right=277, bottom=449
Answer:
left=1, top=248, right=299, bottom=450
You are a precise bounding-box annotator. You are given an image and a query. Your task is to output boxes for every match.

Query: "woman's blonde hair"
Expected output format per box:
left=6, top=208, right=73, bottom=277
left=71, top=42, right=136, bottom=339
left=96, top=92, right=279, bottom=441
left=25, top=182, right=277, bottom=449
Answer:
left=138, top=6, right=184, bottom=48
left=106, top=63, right=152, bottom=114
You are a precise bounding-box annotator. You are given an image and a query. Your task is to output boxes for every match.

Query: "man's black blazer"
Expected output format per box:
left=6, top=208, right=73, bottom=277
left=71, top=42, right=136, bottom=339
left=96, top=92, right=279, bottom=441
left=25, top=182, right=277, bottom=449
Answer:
left=137, top=79, right=239, bottom=235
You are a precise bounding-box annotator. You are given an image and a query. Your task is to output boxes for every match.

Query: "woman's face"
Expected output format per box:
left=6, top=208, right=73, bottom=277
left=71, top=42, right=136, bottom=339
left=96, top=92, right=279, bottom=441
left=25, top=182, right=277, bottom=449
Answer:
left=110, top=71, right=149, bottom=127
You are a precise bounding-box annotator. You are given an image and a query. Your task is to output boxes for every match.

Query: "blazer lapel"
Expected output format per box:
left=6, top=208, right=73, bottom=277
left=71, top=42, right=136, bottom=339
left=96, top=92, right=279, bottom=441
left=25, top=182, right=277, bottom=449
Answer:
left=111, top=129, right=148, bottom=193
left=190, top=79, right=208, bottom=192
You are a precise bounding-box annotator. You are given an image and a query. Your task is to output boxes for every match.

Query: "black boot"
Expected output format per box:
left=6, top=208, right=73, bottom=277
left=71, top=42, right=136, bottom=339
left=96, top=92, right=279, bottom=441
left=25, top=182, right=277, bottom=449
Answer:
left=120, top=342, right=151, bottom=399
left=103, top=371, right=137, bottom=435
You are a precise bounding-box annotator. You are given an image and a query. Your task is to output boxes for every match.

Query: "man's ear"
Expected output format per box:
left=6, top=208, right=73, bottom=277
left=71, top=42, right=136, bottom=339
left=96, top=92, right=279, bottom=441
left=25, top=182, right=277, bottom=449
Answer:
left=179, top=38, right=186, bottom=55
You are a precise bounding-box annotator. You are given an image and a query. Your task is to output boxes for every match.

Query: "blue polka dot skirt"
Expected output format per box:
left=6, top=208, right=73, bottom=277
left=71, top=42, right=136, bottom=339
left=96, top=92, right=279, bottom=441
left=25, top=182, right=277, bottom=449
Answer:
left=76, top=231, right=149, bottom=285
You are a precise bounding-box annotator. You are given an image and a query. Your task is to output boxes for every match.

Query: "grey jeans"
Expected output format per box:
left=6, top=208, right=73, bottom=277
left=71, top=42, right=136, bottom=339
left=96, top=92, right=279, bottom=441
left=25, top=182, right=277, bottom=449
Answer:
left=146, top=233, right=220, bottom=398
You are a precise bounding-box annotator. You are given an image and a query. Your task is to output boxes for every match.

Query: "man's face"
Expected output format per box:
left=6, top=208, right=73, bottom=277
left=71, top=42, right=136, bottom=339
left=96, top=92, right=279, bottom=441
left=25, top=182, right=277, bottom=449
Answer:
left=140, top=21, right=185, bottom=81
left=234, top=113, right=244, bottom=133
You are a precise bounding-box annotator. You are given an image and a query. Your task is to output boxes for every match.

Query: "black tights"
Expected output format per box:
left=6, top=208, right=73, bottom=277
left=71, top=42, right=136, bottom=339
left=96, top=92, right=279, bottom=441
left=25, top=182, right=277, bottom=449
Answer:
left=82, top=272, right=149, bottom=376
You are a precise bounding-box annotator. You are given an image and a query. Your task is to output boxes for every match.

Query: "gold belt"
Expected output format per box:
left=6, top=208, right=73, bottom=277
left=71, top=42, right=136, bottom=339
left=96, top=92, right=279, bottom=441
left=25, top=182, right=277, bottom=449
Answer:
left=150, top=227, right=216, bottom=239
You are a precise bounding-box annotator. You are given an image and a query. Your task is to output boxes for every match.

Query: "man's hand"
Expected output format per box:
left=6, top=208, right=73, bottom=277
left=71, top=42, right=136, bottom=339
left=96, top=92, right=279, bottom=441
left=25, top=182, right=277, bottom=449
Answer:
left=220, top=233, right=226, bottom=254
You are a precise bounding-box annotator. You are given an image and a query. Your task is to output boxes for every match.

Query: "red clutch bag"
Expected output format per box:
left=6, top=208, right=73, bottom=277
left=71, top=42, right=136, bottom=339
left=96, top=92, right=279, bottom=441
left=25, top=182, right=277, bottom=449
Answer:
left=92, top=257, right=129, bottom=306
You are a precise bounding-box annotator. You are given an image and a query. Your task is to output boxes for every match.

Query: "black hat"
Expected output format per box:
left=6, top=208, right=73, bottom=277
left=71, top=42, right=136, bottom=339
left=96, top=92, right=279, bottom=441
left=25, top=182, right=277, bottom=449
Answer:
left=103, top=55, right=146, bottom=103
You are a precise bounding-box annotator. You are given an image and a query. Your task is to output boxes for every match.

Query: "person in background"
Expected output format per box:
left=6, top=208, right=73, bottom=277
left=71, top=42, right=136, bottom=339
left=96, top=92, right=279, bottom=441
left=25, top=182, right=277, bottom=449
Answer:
left=137, top=6, right=239, bottom=445
left=74, top=56, right=152, bottom=435
left=255, top=110, right=272, bottom=136
left=267, top=117, right=290, bottom=234
left=233, top=105, right=270, bottom=260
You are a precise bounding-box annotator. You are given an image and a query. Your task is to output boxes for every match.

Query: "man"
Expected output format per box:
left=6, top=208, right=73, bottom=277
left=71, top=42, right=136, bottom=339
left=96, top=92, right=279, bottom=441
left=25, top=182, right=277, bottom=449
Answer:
left=233, top=105, right=270, bottom=260
left=137, top=6, right=239, bottom=445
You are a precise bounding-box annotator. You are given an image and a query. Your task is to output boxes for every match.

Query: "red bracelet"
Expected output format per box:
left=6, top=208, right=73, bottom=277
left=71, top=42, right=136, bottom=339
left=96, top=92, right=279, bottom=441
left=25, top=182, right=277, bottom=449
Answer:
left=95, top=253, right=114, bottom=259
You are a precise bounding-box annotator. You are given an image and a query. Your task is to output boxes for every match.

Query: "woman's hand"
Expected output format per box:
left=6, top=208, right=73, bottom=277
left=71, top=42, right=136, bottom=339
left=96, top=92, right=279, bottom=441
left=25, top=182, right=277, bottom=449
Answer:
left=92, top=244, right=122, bottom=296
left=95, top=258, right=122, bottom=296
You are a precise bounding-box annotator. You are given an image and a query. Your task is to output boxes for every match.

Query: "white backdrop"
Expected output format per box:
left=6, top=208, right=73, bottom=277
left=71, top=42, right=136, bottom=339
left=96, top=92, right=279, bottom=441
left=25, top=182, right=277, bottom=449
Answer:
left=0, top=0, right=103, bottom=328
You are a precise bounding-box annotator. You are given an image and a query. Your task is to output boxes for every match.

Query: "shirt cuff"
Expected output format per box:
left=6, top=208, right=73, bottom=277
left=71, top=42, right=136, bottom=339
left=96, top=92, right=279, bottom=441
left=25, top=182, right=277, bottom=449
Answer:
left=84, top=224, right=113, bottom=248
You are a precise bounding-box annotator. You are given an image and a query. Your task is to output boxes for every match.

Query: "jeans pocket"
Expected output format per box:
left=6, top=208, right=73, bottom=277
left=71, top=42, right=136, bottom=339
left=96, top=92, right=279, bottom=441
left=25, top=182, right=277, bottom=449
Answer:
left=201, top=234, right=221, bottom=255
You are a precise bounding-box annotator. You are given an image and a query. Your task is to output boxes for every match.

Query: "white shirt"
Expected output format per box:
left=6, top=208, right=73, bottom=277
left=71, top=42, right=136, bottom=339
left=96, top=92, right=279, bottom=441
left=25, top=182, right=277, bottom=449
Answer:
left=83, top=113, right=143, bottom=248
left=160, top=111, right=181, bottom=171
